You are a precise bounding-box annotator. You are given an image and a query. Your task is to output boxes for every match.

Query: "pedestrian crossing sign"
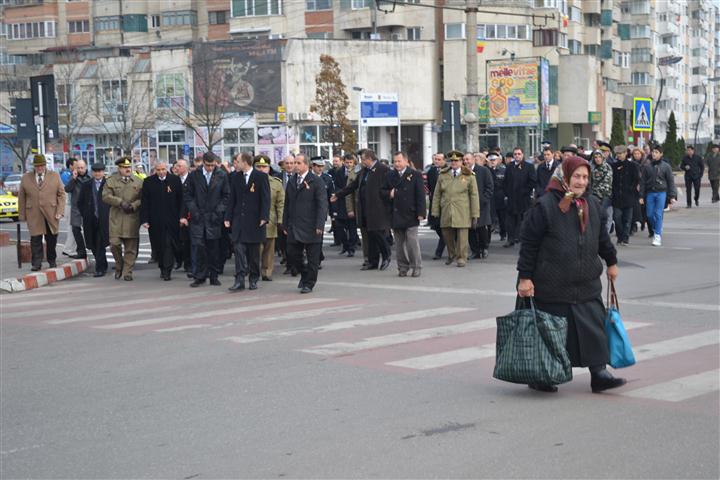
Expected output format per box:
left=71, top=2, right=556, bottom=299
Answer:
left=633, top=97, right=652, bottom=132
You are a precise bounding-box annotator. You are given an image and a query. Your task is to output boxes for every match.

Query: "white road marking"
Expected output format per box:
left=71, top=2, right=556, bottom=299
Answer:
left=222, top=307, right=475, bottom=344
left=94, top=297, right=335, bottom=330
left=621, top=299, right=720, bottom=312
left=621, top=369, right=720, bottom=402
left=301, top=318, right=497, bottom=356
left=154, top=324, right=212, bottom=333
left=246, top=304, right=365, bottom=325
left=387, top=321, right=650, bottom=370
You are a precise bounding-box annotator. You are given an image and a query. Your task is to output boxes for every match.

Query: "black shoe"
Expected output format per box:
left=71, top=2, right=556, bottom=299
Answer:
left=93, top=271, right=106, bottom=278
left=283, top=268, right=291, bottom=275
left=470, top=252, right=482, bottom=260
left=291, top=271, right=298, bottom=277
left=228, top=280, right=245, bottom=291
left=528, top=384, right=558, bottom=393
left=444, top=258, right=453, bottom=265
left=361, top=264, right=378, bottom=271
left=432, top=254, right=441, bottom=260
left=123, top=275, right=133, bottom=281
left=411, top=269, right=421, bottom=277
left=280, top=258, right=286, bottom=265
left=347, top=250, right=355, bottom=258
left=361, top=260, right=369, bottom=267
left=174, top=261, right=182, bottom=270
left=300, top=286, right=312, bottom=294
left=590, top=369, right=627, bottom=393
left=67, top=254, right=80, bottom=259
left=262, top=275, right=272, bottom=281
left=503, top=241, right=515, bottom=248
left=210, top=278, right=222, bottom=286
left=163, top=274, right=172, bottom=281
left=186, top=272, right=194, bottom=279
left=297, top=279, right=304, bottom=289
left=190, top=279, right=206, bottom=287
left=695, top=199, right=699, bottom=207
left=318, top=264, right=323, bottom=270
left=31, top=265, right=41, bottom=272
left=499, top=235, right=507, bottom=241
left=340, top=248, right=347, bottom=255
left=686, top=204, right=692, bottom=208
left=248, top=281, right=258, bottom=290
left=48, top=262, right=57, bottom=268
left=398, top=271, right=408, bottom=277
left=481, top=249, right=489, bottom=259
left=114, top=271, right=122, bottom=280
left=379, top=258, right=391, bottom=271
left=148, top=258, right=157, bottom=264
left=331, top=242, right=340, bottom=247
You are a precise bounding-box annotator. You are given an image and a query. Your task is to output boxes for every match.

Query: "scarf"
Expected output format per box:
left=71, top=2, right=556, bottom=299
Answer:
left=545, top=156, right=591, bottom=233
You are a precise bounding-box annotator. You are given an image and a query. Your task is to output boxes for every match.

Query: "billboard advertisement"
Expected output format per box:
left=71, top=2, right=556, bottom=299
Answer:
left=487, top=60, right=541, bottom=127
left=192, top=40, right=284, bottom=115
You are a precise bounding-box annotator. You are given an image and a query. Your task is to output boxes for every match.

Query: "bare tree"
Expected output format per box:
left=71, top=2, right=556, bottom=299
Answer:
left=53, top=63, right=95, bottom=158
left=0, top=67, right=33, bottom=173
left=310, top=54, right=356, bottom=156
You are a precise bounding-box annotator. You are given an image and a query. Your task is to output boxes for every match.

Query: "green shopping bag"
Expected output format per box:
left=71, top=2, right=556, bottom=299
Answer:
left=493, top=297, right=573, bottom=386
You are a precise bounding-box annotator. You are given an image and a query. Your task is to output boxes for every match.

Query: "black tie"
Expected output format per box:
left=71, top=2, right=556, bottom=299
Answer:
left=38, top=175, right=44, bottom=186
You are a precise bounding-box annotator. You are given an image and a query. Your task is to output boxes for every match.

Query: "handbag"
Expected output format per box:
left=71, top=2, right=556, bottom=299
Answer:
left=605, top=280, right=636, bottom=368
left=493, top=297, right=573, bottom=386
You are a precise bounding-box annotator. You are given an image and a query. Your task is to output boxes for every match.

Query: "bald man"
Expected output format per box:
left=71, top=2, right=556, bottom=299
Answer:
left=64, top=158, right=91, bottom=259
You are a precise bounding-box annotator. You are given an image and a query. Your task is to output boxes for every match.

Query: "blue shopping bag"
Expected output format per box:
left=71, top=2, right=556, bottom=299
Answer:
left=605, top=280, right=636, bottom=368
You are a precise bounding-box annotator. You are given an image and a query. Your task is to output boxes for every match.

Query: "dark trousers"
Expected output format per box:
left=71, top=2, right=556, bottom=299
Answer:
left=685, top=177, right=701, bottom=205
left=234, top=241, right=260, bottom=282
left=277, top=230, right=288, bottom=259
left=613, top=207, right=634, bottom=243
left=30, top=221, right=57, bottom=268
left=153, top=229, right=177, bottom=276
left=194, top=236, right=219, bottom=281
left=494, top=207, right=507, bottom=238
left=336, top=218, right=358, bottom=252
left=506, top=211, right=524, bottom=243
left=367, top=229, right=391, bottom=267
left=711, top=179, right=719, bottom=202
left=72, top=226, right=87, bottom=258
left=432, top=225, right=445, bottom=257
left=176, top=225, right=191, bottom=271
left=331, top=218, right=341, bottom=244
left=469, top=225, right=491, bottom=254
left=287, top=241, right=322, bottom=289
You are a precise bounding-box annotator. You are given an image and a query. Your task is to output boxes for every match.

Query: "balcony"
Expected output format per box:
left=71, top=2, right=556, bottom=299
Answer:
left=657, top=21, right=679, bottom=36
left=656, top=42, right=681, bottom=58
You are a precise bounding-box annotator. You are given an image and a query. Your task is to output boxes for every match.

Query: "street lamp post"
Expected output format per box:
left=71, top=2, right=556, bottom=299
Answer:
left=651, top=55, right=683, bottom=143
left=352, top=86, right=364, bottom=150
left=693, top=77, right=720, bottom=147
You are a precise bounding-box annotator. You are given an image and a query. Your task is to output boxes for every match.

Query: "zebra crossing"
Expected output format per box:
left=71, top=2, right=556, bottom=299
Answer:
left=4, top=286, right=717, bottom=405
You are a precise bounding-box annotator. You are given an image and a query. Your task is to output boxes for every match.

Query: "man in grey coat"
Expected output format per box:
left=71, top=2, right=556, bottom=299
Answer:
left=64, top=159, right=91, bottom=259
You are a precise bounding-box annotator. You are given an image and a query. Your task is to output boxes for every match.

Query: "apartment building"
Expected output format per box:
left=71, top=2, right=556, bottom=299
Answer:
left=1, top=0, right=717, bottom=174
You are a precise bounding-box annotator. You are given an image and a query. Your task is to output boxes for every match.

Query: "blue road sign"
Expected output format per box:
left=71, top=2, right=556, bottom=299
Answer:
left=633, top=97, right=652, bottom=132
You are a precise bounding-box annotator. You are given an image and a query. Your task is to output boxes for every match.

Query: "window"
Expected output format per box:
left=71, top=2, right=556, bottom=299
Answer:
left=123, top=14, right=148, bottom=32
left=568, top=39, right=582, bottom=54
left=223, top=127, right=256, bottom=160
left=533, top=29, right=562, bottom=47
left=351, top=0, right=369, bottom=9
left=7, top=20, right=56, bottom=39
left=158, top=130, right=187, bottom=163
left=478, top=23, right=530, bottom=40
left=150, top=15, right=161, bottom=28
left=57, top=84, right=72, bottom=106
left=158, top=130, right=186, bottom=143
left=209, top=10, right=229, bottom=24
left=584, top=13, right=599, bottom=26
left=0, top=23, right=6, bottom=37
left=306, top=0, right=331, bottom=11
left=613, top=51, right=630, bottom=68
left=95, top=16, right=120, bottom=31
left=558, top=32, right=567, bottom=49
left=604, top=77, right=619, bottom=92
left=618, top=23, right=630, bottom=40
left=600, top=9, right=612, bottom=26
left=631, top=72, right=651, bottom=85
left=407, top=27, right=420, bottom=41
left=569, top=5, right=581, bottom=23
left=99, top=79, right=127, bottom=121
left=630, top=25, right=650, bottom=38
left=691, top=86, right=701, bottom=94
left=692, top=66, right=707, bottom=75
left=162, top=11, right=198, bottom=26
left=445, top=23, right=464, bottom=40
left=68, top=20, right=90, bottom=33
left=628, top=0, right=650, bottom=14
left=156, top=73, right=185, bottom=109
left=631, top=47, right=652, bottom=63
left=232, top=0, right=282, bottom=17
left=307, top=31, right=331, bottom=39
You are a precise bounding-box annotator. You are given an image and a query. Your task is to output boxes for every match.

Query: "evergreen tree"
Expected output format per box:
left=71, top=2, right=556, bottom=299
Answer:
left=610, top=111, right=626, bottom=147
left=662, top=111, right=680, bottom=167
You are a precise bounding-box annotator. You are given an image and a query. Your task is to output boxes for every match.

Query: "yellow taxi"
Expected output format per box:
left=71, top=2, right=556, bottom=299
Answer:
left=0, top=188, right=19, bottom=221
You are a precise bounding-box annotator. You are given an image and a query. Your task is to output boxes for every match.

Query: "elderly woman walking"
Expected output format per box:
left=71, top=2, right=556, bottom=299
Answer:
left=516, top=156, right=626, bottom=393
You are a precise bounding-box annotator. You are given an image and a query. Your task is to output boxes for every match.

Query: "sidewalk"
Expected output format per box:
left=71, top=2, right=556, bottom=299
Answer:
left=0, top=242, right=88, bottom=293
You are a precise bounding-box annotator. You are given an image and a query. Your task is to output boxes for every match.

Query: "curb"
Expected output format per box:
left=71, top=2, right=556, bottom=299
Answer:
left=0, top=259, right=88, bottom=293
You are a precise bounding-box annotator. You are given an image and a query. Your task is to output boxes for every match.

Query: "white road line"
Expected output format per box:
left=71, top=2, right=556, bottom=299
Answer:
left=4, top=291, right=221, bottom=319
left=154, top=324, right=212, bottom=333
left=46, top=296, right=259, bottom=325
left=386, top=321, right=651, bottom=370
left=574, top=329, right=720, bottom=377
left=301, top=318, right=497, bottom=356
left=622, top=299, right=720, bottom=312
left=222, top=307, right=475, bottom=345
left=620, top=369, right=720, bottom=402
left=94, top=297, right=335, bottom=330
left=1, top=286, right=108, bottom=305
left=246, top=304, right=365, bottom=325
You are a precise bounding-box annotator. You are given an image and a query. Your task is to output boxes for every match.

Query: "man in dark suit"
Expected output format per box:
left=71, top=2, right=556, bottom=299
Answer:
left=277, top=155, right=296, bottom=272
left=332, top=149, right=392, bottom=271
left=332, top=153, right=359, bottom=257
left=77, top=163, right=110, bottom=277
left=503, top=147, right=537, bottom=247
left=174, top=159, right=192, bottom=277
left=426, top=152, right=446, bottom=259
left=184, top=152, right=230, bottom=287
left=468, top=153, right=494, bottom=259
left=381, top=151, right=426, bottom=277
left=282, top=154, right=328, bottom=294
left=535, top=147, right=558, bottom=197
left=139, top=161, right=183, bottom=281
left=225, top=152, right=271, bottom=291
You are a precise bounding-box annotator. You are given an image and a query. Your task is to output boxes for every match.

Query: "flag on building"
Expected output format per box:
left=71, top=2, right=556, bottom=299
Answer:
left=476, top=41, right=485, bottom=53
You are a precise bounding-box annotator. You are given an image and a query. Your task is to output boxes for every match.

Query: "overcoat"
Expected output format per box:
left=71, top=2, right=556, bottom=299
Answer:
left=184, top=167, right=230, bottom=241
left=18, top=170, right=65, bottom=236
left=282, top=172, right=328, bottom=244
left=225, top=169, right=270, bottom=244
left=77, top=177, right=110, bottom=251
left=431, top=166, right=479, bottom=229
left=102, top=173, right=142, bottom=239
left=139, top=173, right=183, bottom=248
left=472, top=164, right=494, bottom=226
left=503, top=160, right=537, bottom=214
left=611, top=160, right=640, bottom=209
left=266, top=176, right=285, bottom=239
left=380, top=167, right=426, bottom=229
left=331, top=167, right=354, bottom=219
left=334, top=161, right=391, bottom=231
left=64, top=173, right=91, bottom=227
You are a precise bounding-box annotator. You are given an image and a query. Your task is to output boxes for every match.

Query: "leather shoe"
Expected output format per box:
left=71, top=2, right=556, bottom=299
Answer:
left=398, top=271, right=408, bottom=277
left=470, top=252, right=482, bottom=260
left=432, top=254, right=441, bottom=260
left=93, top=271, right=105, bottom=278
left=411, top=269, right=421, bottom=277
left=114, top=271, right=122, bottom=280
left=444, top=258, right=454, bottom=265
left=591, top=369, right=627, bottom=393
left=123, top=275, right=133, bottom=281
left=174, top=261, right=182, bottom=270
left=298, top=279, right=304, bottom=289
left=481, top=249, right=488, bottom=259
left=379, top=258, right=391, bottom=271
left=228, top=281, right=245, bottom=292
left=163, top=274, right=172, bottom=281
left=186, top=272, right=194, bottom=279
left=48, top=262, right=57, bottom=268
left=360, top=264, right=377, bottom=271
left=31, top=265, right=41, bottom=271
left=262, top=275, right=272, bottom=281
left=190, top=279, right=206, bottom=287
left=347, top=250, right=355, bottom=257
left=528, top=384, right=558, bottom=393
left=340, top=248, right=347, bottom=255
left=209, top=278, right=222, bottom=286
left=300, top=286, right=312, bottom=294
left=248, top=281, right=258, bottom=290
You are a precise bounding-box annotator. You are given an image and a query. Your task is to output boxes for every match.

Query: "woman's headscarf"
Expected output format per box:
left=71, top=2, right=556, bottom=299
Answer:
left=546, top=156, right=591, bottom=233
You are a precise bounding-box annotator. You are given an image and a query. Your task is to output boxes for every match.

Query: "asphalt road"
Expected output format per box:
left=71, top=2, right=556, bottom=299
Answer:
left=1, top=194, right=718, bottom=479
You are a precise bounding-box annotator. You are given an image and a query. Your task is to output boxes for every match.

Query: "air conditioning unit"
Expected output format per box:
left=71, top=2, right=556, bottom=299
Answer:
left=290, top=112, right=311, bottom=122
left=391, top=33, right=401, bottom=41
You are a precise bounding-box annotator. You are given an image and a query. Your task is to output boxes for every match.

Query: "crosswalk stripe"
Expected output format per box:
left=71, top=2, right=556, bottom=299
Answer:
left=301, top=318, right=497, bottom=356
left=94, top=297, right=335, bottom=330
left=246, top=304, right=365, bottom=325
left=6, top=290, right=217, bottom=319
left=222, top=307, right=475, bottom=345
left=46, top=296, right=262, bottom=325
left=154, top=324, right=213, bottom=333
left=386, top=321, right=651, bottom=370
left=621, top=369, right=720, bottom=402
left=1, top=286, right=109, bottom=307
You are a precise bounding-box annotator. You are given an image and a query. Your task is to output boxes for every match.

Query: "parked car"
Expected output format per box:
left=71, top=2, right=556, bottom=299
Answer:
left=0, top=188, right=19, bottom=221
left=3, top=174, right=22, bottom=196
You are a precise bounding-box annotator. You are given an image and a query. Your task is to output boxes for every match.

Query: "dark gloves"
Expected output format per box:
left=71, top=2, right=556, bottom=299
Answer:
left=120, top=201, right=133, bottom=213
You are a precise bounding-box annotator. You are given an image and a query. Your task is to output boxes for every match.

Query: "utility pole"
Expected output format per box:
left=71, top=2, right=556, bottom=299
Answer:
left=465, top=0, right=479, bottom=153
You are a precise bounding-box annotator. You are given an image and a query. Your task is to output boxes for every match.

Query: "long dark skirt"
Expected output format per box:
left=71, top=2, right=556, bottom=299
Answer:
left=534, top=298, right=609, bottom=368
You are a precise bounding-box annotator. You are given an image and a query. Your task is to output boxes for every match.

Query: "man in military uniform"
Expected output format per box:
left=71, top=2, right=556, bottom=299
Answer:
left=431, top=150, right=479, bottom=267
left=254, top=156, right=285, bottom=281
left=102, top=157, right=142, bottom=280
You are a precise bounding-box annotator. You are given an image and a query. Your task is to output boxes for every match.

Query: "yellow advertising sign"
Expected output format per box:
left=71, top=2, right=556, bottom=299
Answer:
left=487, top=60, right=540, bottom=127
